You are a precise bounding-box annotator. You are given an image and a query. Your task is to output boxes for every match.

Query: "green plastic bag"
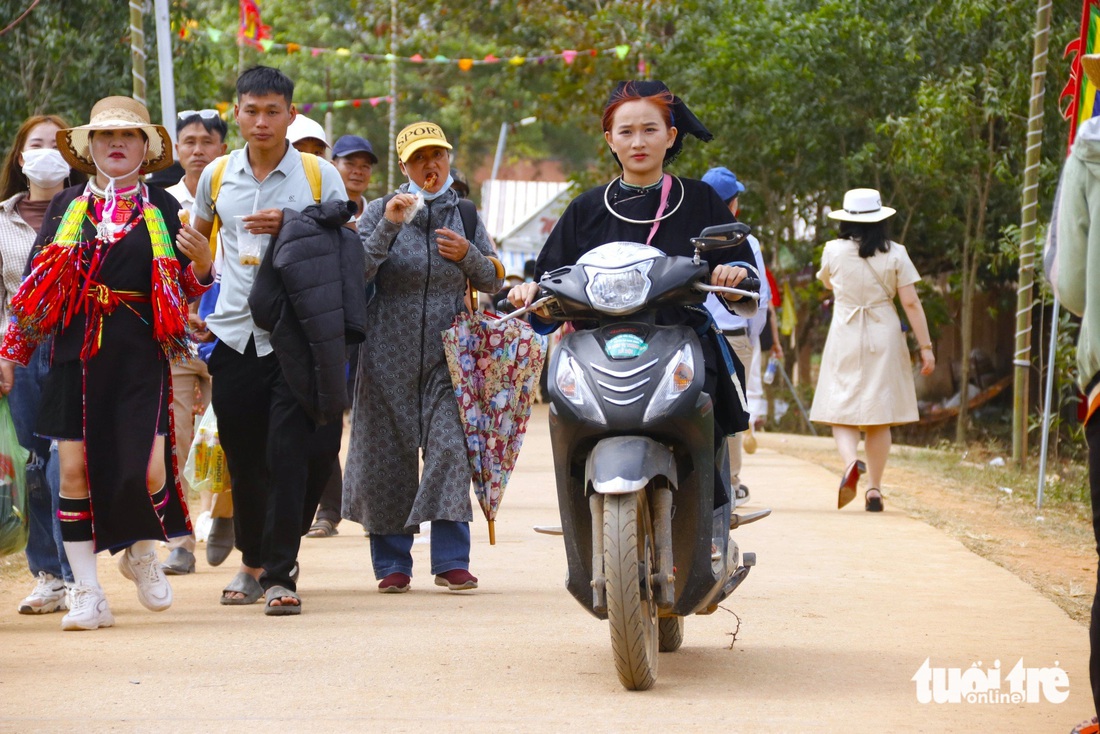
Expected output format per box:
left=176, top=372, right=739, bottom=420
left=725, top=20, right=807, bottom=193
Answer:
left=0, top=397, right=30, bottom=556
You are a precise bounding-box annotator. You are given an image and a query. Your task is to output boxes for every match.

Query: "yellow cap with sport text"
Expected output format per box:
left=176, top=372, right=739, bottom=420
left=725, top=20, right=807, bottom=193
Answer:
left=395, top=121, right=452, bottom=163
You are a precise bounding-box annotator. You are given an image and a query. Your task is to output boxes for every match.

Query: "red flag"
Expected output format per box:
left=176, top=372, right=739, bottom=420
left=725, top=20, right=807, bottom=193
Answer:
left=239, top=0, right=271, bottom=49
left=1062, top=0, right=1100, bottom=152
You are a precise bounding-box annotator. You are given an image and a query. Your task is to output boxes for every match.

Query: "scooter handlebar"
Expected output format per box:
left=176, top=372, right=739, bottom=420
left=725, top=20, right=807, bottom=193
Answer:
left=695, top=282, right=761, bottom=300
left=488, top=295, right=555, bottom=326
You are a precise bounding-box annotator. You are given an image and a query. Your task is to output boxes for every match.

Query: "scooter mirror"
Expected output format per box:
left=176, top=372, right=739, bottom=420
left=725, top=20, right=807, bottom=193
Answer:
left=692, top=222, right=752, bottom=251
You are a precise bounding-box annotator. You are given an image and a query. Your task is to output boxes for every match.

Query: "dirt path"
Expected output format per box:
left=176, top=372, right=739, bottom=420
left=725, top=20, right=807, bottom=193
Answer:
left=757, top=431, right=1098, bottom=626
left=0, top=406, right=1091, bottom=732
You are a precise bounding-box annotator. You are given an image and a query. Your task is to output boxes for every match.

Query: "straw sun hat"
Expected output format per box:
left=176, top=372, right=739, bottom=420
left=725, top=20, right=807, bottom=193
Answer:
left=826, top=188, right=896, bottom=223
left=1083, top=54, right=1100, bottom=89
left=57, top=96, right=174, bottom=175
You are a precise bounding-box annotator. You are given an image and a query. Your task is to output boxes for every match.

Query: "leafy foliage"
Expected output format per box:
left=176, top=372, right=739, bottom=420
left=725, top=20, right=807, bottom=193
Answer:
left=0, top=0, right=133, bottom=145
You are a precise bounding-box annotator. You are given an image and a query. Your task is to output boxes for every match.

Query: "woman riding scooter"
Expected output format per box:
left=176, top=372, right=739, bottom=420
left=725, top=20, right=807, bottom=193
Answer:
left=507, top=80, right=757, bottom=511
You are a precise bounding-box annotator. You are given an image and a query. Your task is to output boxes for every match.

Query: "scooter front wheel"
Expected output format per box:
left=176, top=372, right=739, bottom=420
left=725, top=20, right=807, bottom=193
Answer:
left=604, top=491, right=658, bottom=690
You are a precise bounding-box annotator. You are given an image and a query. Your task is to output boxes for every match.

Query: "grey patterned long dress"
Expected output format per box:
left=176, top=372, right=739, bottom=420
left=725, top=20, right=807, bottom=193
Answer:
left=343, top=186, right=502, bottom=535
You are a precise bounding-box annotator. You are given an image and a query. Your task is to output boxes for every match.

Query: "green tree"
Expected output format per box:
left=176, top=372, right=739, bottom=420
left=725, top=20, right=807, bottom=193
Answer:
left=0, top=0, right=132, bottom=154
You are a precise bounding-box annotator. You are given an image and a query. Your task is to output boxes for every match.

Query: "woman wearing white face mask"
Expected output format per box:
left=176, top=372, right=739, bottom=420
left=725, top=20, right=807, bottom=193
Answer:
left=0, top=114, right=83, bottom=619
left=0, top=98, right=214, bottom=631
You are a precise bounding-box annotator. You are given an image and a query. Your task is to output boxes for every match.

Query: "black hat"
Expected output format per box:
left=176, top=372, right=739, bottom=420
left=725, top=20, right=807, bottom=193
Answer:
left=604, top=81, right=712, bottom=165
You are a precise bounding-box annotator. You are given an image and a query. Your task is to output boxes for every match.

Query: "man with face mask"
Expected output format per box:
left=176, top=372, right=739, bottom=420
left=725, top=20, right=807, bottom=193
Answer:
left=0, top=115, right=78, bottom=616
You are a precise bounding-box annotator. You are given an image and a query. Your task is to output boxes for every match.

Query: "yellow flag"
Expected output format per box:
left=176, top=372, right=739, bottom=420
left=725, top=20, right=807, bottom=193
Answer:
left=780, top=282, right=797, bottom=336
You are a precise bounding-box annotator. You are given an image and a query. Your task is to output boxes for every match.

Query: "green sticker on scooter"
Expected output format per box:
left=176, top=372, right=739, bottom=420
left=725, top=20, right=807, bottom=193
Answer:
left=605, top=333, right=648, bottom=359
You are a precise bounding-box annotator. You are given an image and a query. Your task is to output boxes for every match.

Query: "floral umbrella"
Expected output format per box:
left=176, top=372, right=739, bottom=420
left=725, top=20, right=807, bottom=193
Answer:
left=442, top=310, right=547, bottom=544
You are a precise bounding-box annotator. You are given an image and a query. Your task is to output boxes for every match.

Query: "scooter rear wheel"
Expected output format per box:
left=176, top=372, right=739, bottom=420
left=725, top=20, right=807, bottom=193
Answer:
left=658, top=616, right=685, bottom=652
left=604, top=492, right=658, bottom=690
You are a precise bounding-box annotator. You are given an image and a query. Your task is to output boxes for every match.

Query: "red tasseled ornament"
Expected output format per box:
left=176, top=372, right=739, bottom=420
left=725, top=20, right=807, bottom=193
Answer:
left=150, top=256, right=191, bottom=365
left=10, top=243, right=85, bottom=339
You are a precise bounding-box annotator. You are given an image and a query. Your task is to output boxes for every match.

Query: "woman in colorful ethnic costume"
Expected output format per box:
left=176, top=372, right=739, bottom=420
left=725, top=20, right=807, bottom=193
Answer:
left=507, top=81, right=758, bottom=518
left=0, top=97, right=213, bottom=631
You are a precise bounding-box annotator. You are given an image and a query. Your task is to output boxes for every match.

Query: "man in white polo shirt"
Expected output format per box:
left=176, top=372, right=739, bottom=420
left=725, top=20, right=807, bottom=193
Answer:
left=176, top=66, right=348, bottom=615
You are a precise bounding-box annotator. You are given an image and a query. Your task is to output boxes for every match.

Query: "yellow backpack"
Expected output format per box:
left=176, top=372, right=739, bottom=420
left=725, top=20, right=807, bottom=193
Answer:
left=207, top=151, right=323, bottom=257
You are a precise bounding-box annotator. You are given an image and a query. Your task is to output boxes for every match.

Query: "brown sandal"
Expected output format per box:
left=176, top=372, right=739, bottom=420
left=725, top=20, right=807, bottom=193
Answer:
left=306, top=518, right=338, bottom=538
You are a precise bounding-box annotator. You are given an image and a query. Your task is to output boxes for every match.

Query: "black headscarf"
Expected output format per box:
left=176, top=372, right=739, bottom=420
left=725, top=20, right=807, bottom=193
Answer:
left=604, top=80, right=712, bottom=165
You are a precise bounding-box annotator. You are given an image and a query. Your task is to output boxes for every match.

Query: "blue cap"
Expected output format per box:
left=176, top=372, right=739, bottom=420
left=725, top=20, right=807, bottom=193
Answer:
left=332, top=135, right=378, bottom=164
left=702, top=167, right=745, bottom=203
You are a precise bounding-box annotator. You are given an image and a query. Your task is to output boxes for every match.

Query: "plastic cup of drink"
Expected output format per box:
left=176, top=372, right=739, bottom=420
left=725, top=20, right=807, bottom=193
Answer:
left=235, top=215, right=266, bottom=266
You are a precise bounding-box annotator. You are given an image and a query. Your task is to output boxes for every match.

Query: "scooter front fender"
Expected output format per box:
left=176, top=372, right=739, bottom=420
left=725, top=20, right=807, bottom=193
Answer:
left=585, top=436, right=677, bottom=495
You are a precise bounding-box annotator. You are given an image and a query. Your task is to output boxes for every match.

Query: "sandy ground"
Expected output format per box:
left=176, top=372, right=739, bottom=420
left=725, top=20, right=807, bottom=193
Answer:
left=0, top=404, right=1091, bottom=733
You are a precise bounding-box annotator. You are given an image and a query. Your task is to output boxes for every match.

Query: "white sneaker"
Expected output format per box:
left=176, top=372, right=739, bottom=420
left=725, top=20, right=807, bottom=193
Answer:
left=61, top=582, right=114, bottom=631
left=18, top=572, right=69, bottom=614
left=118, top=547, right=173, bottom=611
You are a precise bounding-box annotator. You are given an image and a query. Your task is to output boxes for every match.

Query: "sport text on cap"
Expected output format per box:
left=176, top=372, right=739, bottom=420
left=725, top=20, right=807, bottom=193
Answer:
left=396, top=121, right=452, bottom=163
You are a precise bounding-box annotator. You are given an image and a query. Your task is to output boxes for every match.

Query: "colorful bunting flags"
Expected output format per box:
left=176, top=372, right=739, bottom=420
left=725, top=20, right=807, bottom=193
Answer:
left=296, top=96, right=394, bottom=114
left=184, top=24, right=633, bottom=70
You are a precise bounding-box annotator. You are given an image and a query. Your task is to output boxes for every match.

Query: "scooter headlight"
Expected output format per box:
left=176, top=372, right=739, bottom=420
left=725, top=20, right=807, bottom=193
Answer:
left=584, top=261, right=653, bottom=315
left=642, top=344, right=695, bottom=423
left=555, top=353, right=607, bottom=424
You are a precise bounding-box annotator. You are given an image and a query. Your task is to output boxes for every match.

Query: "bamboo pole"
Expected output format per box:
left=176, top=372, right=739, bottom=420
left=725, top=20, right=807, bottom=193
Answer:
left=129, top=0, right=146, bottom=105
left=387, top=0, right=398, bottom=193
left=1012, top=0, right=1053, bottom=466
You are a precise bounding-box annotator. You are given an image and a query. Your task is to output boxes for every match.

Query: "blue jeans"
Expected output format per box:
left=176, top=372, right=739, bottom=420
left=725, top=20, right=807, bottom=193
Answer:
left=369, top=521, right=471, bottom=579
left=10, top=346, right=71, bottom=582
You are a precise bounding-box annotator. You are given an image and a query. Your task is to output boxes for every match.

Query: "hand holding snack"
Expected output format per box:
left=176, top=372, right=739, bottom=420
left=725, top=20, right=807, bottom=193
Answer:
left=176, top=222, right=213, bottom=278
left=385, top=193, right=421, bottom=225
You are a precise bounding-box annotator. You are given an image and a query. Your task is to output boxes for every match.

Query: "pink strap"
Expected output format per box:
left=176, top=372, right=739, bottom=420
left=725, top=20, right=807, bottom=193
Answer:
left=645, top=174, right=673, bottom=247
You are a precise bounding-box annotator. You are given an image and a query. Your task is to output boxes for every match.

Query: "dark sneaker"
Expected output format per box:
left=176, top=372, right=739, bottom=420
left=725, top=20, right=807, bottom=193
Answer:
left=434, top=569, right=478, bottom=591
left=378, top=573, right=411, bottom=593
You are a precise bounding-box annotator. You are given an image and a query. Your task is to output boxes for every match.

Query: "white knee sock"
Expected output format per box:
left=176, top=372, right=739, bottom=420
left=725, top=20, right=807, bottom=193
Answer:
left=63, top=540, right=99, bottom=587
left=129, top=539, right=157, bottom=557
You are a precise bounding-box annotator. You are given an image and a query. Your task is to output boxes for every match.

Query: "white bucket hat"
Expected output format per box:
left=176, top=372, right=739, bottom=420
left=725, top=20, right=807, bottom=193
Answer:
left=57, top=96, right=173, bottom=175
left=827, top=188, right=896, bottom=223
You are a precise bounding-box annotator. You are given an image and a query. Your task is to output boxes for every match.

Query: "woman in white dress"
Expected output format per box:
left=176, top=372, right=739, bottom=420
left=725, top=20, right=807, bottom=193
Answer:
left=810, top=189, right=935, bottom=512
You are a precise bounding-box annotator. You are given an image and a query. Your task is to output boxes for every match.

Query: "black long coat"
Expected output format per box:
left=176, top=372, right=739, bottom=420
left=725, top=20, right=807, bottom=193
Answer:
left=249, top=200, right=367, bottom=424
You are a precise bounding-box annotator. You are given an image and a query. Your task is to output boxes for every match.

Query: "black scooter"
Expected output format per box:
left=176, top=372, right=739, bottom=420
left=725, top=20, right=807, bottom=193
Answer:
left=504, top=222, right=770, bottom=690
